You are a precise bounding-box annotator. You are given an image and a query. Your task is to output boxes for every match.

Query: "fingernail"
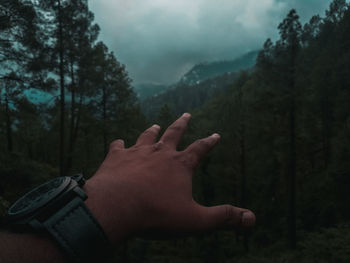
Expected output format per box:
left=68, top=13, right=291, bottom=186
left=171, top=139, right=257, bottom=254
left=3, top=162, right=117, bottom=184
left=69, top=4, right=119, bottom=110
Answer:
left=211, top=133, right=220, bottom=139
left=241, top=211, right=256, bottom=227
left=182, top=113, right=191, bottom=118
left=152, top=124, right=160, bottom=130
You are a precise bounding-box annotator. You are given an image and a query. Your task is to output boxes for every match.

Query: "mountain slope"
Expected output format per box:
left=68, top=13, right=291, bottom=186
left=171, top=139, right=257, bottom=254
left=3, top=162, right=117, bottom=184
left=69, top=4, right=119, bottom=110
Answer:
left=135, top=50, right=259, bottom=100
left=141, top=72, right=240, bottom=120
left=139, top=50, right=259, bottom=119
left=179, top=50, right=259, bottom=86
left=133, top=83, right=168, bottom=100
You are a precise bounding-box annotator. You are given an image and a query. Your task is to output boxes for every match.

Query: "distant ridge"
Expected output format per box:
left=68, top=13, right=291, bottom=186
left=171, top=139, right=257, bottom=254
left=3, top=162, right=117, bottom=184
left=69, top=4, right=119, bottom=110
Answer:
left=134, top=50, right=259, bottom=100
left=179, top=50, right=259, bottom=86
left=141, top=71, right=241, bottom=120
left=133, top=83, right=168, bottom=100
left=139, top=50, right=259, bottom=119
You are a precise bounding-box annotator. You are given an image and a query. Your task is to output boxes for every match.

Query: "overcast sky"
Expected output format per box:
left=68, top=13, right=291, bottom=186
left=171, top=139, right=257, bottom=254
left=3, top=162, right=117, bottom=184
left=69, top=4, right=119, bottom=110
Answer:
left=88, top=0, right=333, bottom=85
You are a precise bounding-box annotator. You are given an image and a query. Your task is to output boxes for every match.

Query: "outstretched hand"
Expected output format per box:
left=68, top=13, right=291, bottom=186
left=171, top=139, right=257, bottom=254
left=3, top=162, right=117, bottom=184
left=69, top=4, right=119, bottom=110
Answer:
left=85, top=113, right=255, bottom=244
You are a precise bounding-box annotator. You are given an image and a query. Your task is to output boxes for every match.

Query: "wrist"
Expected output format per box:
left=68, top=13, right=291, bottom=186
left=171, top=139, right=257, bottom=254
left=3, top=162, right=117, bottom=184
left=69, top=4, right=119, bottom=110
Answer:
left=6, top=175, right=112, bottom=262
left=84, top=177, right=133, bottom=245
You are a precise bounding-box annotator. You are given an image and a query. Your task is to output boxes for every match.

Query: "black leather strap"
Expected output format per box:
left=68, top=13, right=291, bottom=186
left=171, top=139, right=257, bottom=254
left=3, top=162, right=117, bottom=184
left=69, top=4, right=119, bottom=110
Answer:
left=44, top=197, right=112, bottom=262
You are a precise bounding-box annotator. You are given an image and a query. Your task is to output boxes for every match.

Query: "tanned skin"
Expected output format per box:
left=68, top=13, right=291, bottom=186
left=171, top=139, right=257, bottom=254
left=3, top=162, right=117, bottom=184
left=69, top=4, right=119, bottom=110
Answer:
left=0, top=113, right=255, bottom=263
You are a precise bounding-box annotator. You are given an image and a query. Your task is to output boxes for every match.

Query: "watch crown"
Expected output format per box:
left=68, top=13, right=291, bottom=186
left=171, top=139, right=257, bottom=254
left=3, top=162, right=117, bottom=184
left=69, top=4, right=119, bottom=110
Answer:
left=70, top=173, right=85, bottom=186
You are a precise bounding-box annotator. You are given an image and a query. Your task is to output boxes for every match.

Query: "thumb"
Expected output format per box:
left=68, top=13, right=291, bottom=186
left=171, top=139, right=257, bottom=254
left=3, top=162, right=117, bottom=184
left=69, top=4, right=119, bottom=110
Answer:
left=197, top=204, right=256, bottom=230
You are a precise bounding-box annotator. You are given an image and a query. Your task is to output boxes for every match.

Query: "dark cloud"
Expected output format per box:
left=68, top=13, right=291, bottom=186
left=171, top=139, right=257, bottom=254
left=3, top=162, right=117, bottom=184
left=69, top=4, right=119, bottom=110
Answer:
left=278, top=0, right=332, bottom=22
left=88, top=0, right=333, bottom=85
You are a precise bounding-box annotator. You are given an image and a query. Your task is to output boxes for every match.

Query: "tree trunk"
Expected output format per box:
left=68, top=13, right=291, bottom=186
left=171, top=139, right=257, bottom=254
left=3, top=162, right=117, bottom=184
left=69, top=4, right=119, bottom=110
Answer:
left=5, top=91, right=13, bottom=153
left=321, top=95, right=332, bottom=169
left=288, top=96, right=296, bottom=249
left=288, top=52, right=297, bottom=249
left=238, top=87, right=249, bottom=251
left=58, top=0, right=65, bottom=177
left=67, top=88, right=83, bottom=173
left=67, top=59, right=76, bottom=173
left=240, top=120, right=249, bottom=251
left=102, top=84, right=107, bottom=156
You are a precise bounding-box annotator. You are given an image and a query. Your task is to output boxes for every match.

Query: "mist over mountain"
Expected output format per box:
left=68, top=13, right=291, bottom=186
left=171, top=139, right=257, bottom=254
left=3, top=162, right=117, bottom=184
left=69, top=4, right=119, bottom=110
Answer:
left=179, top=50, right=259, bottom=86
left=3, top=1, right=350, bottom=262
left=135, top=50, right=259, bottom=100
left=90, top=0, right=333, bottom=85
left=133, top=83, right=168, bottom=100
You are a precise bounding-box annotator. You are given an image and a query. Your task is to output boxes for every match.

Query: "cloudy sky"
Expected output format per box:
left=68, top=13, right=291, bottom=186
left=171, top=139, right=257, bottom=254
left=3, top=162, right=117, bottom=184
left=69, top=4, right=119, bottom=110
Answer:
left=88, top=0, right=333, bottom=85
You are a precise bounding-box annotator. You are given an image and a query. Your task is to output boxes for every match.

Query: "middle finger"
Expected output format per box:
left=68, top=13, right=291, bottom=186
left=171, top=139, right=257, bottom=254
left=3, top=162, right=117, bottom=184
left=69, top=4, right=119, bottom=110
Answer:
left=160, top=113, right=191, bottom=149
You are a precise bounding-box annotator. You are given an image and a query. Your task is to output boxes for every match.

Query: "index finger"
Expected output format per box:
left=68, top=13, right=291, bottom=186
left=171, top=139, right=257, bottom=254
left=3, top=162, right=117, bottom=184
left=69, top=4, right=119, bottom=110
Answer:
left=160, top=113, right=191, bottom=149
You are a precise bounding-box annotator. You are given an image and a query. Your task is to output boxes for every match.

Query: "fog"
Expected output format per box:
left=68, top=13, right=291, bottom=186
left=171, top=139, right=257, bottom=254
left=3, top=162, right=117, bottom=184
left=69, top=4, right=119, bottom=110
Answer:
left=88, top=0, right=332, bottom=85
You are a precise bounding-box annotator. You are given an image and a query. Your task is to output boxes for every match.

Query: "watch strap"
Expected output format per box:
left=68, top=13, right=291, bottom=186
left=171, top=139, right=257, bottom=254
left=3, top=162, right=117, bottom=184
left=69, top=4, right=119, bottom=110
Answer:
left=44, top=197, right=112, bottom=262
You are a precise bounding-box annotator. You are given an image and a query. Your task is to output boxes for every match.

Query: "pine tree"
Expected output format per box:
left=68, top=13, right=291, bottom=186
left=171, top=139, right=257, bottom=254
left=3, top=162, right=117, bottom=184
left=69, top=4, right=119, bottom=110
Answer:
left=277, top=9, right=302, bottom=249
left=0, top=0, right=40, bottom=153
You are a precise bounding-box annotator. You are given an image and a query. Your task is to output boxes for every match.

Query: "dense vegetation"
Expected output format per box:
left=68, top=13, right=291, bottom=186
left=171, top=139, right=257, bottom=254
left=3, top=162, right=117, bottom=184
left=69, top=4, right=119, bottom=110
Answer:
left=141, top=71, right=241, bottom=120
left=0, top=0, right=146, bottom=184
left=1, top=0, right=350, bottom=262
left=179, top=50, right=258, bottom=86
left=140, top=51, right=258, bottom=119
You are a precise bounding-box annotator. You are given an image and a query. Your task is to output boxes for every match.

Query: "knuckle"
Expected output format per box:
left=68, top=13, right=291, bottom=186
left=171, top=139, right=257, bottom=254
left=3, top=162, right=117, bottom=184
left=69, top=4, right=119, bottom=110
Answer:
left=152, top=141, right=164, bottom=151
left=176, top=151, right=198, bottom=169
left=168, top=123, right=183, bottom=133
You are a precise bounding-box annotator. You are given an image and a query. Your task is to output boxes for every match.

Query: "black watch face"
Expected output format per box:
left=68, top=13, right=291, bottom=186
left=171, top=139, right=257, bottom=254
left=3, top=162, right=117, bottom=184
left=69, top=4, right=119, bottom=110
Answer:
left=8, top=177, right=70, bottom=218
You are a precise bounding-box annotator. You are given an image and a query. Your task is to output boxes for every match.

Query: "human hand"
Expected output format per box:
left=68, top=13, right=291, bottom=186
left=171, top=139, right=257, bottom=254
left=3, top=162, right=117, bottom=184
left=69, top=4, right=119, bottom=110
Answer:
left=85, top=113, right=255, bottom=245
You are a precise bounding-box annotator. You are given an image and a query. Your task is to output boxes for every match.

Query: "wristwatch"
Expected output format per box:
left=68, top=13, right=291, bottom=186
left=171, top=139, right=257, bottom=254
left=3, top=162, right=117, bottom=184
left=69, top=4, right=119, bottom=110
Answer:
left=6, top=174, right=112, bottom=262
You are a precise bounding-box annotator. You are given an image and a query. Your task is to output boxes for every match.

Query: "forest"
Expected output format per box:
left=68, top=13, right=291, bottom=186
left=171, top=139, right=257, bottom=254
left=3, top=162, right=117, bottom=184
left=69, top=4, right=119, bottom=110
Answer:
left=1, top=0, right=350, bottom=262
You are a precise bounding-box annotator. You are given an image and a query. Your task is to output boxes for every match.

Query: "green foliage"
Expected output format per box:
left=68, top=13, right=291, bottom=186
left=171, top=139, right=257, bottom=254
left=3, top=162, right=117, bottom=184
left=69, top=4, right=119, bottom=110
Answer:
left=155, top=104, right=176, bottom=133
left=1, top=0, right=350, bottom=262
left=120, top=2, right=350, bottom=257
left=141, top=72, right=240, bottom=120
left=142, top=1, right=350, bottom=260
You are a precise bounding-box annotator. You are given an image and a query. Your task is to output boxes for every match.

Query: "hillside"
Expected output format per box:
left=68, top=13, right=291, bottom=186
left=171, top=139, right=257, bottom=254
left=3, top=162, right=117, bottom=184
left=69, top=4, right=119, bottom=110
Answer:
left=135, top=50, right=259, bottom=101
left=140, top=50, right=259, bottom=119
left=133, top=82, right=168, bottom=100
left=3, top=1, right=350, bottom=263
left=179, top=50, right=259, bottom=86
left=141, top=71, right=240, bottom=120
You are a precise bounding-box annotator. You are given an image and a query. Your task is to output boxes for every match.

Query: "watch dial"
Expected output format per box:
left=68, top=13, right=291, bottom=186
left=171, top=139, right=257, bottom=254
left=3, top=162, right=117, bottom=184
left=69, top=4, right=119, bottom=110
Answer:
left=8, top=177, right=69, bottom=217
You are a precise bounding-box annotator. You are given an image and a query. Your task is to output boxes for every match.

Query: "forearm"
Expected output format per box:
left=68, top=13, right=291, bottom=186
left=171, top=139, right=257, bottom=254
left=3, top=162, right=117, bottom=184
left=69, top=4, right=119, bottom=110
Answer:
left=0, top=231, right=66, bottom=263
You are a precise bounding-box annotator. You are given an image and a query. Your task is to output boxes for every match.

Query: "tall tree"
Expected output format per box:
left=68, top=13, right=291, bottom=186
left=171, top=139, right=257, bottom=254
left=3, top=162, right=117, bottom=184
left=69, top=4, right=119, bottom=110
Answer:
left=0, top=0, right=40, bottom=153
left=277, top=9, right=302, bottom=249
left=57, top=0, right=65, bottom=177
left=90, top=42, right=133, bottom=156
left=37, top=0, right=100, bottom=175
left=63, top=0, right=100, bottom=172
left=37, top=0, right=67, bottom=175
left=325, top=0, right=348, bottom=24
left=315, top=0, right=349, bottom=168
